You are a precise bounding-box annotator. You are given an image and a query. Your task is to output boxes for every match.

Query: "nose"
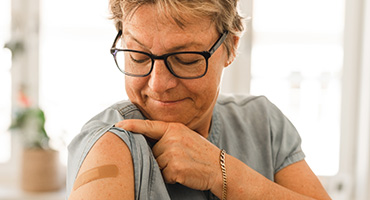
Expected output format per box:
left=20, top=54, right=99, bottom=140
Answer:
left=148, top=59, right=178, bottom=93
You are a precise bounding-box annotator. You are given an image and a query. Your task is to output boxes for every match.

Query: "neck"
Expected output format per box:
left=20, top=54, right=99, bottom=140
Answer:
left=194, top=118, right=212, bottom=138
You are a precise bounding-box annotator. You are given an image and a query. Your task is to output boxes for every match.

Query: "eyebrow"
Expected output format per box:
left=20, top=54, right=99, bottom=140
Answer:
left=123, top=30, right=206, bottom=53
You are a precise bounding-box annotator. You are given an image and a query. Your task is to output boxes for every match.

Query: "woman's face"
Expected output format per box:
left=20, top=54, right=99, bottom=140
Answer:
left=122, top=5, right=230, bottom=136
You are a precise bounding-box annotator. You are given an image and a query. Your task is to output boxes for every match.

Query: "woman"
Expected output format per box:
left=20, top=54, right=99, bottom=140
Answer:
left=67, top=0, right=331, bottom=199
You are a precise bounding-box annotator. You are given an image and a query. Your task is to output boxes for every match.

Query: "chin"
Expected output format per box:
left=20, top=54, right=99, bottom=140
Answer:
left=145, top=108, right=196, bottom=124
left=151, top=113, right=189, bottom=123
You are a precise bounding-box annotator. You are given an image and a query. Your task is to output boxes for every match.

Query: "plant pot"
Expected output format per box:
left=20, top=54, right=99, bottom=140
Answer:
left=21, top=148, right=62, bottom=192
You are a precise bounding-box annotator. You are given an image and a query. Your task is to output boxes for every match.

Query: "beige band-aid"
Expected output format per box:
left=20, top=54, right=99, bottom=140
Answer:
left=73, top=164, right=119, bottom=191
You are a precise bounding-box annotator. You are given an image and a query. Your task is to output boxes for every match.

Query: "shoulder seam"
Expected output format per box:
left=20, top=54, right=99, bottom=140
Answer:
left=118, top=104, right=139, bottom=116
left=218, top=95, right=267, bottom=106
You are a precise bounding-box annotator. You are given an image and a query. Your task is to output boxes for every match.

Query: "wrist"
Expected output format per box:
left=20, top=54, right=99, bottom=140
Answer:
left=220, top=149, right=227, bottom=200
left=210, top=149, right=228, bottom=199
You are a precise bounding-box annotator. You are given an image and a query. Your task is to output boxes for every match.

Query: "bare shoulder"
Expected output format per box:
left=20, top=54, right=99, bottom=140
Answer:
left=275, top=160, right=331, bottom=200
left=68, top=132, right=134, bottom=200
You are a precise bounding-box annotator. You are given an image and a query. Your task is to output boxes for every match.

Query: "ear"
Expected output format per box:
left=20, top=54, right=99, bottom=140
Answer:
left=224, top=35, right=240, bottom=67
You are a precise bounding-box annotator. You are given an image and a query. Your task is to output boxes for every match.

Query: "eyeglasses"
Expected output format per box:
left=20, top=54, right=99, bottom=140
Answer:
left=110, top=30, right=229, bottom=79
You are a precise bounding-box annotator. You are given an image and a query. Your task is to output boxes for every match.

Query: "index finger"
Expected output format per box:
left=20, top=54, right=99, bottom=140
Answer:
left=115, top=119, right=169, bottom=140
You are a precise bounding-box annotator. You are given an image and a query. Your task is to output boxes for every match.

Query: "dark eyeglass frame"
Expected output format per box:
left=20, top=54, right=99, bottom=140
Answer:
left=110, top=30, right=229, bottom=79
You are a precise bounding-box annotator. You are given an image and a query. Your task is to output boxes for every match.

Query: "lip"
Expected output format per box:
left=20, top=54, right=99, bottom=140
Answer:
left=150, top=98, right=187, bottom=106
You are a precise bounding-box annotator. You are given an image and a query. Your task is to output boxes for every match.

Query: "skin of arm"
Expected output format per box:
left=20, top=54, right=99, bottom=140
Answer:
left=68, top=132, right=135, bottom=200
left=212, top=156, right=332, bottom=200
left=117, top=119, right=332, bottom=200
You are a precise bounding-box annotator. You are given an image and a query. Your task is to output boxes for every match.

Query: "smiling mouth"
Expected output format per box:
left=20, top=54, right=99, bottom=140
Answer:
left=151, top=98, right=187, bottom=106
left=155, top=99, right=183, bottom=104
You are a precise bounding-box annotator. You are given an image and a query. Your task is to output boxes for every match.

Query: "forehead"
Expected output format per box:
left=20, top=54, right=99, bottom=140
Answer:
left=123, top=4, right=216, bottom=40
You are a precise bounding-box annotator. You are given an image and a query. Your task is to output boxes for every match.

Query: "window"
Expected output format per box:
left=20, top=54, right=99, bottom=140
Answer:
left=250, top=0, right=344, bottom=176
left=39, top=0, right=127, bottom=163
left=0, top=0, right=11, bottom=163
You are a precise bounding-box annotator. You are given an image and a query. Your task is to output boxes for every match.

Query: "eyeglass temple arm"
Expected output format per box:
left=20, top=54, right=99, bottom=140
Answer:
left=208, top=31, right=229, bottom=55
left=111, top=30, right=123, bottom=49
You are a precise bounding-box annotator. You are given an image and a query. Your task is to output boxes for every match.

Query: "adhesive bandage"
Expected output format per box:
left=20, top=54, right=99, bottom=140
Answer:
left=73, top=164, right=119, bottom=191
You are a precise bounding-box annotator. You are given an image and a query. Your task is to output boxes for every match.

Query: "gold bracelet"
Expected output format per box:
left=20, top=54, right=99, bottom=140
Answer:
left=220, top=149, right=227, bottom=200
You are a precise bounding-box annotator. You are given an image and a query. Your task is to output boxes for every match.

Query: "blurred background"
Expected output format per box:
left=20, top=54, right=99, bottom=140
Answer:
left=0, top=0, right=369, bottom=199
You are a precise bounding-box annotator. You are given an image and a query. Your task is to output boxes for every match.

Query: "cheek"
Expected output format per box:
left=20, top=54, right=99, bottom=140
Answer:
left=207, top=47, right=228, bottom=81
left=190, top=66, right=223, bottom=102
left=206, top=61, right=225, bottom=89
left=125, top=77, right=146, bottom=98
left=189, top=61, right=225, bottom=106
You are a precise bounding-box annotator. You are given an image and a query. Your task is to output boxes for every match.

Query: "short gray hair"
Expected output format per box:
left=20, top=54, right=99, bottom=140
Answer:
left=109, top=0, right=245, bottom=58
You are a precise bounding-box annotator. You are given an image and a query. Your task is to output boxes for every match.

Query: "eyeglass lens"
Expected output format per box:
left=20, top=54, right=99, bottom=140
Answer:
left=115, top=51, right=207, bottom=78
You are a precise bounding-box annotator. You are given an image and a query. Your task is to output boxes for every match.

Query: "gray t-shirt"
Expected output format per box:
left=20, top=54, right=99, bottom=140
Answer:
left=67, top=94, right=305, bottom=199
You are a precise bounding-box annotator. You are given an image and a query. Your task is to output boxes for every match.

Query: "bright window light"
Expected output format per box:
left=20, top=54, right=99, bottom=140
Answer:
left=0, top=0, right=11, bottom=163
left=251, top=0, right=344, bottom=176
left=39, top=0, right=127, bottom=164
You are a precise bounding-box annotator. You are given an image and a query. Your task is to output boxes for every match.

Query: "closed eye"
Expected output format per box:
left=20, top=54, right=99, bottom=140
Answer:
left=174, top=56, right=202, bottom=65
left=129, top=54, right=150, bottom=64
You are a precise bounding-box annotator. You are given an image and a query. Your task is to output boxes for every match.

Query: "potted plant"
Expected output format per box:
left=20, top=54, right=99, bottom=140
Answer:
left=9, top=104, right=62, bottom=192
left=10, top=107, right=50, bottom=149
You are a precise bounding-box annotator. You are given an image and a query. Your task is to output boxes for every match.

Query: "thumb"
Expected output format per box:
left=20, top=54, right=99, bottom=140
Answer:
left=115, top=119, right=168, bottom=140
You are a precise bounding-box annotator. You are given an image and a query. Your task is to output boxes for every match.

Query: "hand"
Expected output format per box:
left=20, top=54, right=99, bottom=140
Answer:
left=115, top=119, right=222, bottom=191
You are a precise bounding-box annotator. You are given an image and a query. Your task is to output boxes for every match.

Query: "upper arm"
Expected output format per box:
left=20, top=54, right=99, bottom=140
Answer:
left=68, top=132, right=135, bottom=200
left=275, top=160, right=331, bottom=200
